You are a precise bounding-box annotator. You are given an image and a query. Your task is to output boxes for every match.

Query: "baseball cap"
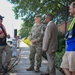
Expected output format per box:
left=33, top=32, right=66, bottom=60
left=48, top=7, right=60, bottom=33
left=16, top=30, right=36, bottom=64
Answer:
left=0, top=15, right=4, bottom=20
left=34, top=14, right=42, bottom=19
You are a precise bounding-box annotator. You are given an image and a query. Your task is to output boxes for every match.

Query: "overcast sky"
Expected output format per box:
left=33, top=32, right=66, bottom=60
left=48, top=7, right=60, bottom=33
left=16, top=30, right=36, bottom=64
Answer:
left=0, top=0, right=23, bottom=37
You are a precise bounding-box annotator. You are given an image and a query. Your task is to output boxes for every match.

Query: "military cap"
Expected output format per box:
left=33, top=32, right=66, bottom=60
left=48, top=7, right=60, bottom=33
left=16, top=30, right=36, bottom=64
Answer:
left=34, top=14, right=42, bottom=19
left=0, top=15, right=4, bottom=20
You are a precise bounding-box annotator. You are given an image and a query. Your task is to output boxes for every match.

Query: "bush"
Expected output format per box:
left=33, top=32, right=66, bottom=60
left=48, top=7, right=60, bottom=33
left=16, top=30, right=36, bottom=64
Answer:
left=55, top=31, right=65, bottom=71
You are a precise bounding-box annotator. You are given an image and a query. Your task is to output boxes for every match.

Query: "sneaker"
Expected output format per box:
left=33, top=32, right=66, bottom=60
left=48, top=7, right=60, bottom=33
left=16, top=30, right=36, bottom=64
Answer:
left=26, top=67, right=34, bottom=71
left=35, top=68, right=40, bottom=73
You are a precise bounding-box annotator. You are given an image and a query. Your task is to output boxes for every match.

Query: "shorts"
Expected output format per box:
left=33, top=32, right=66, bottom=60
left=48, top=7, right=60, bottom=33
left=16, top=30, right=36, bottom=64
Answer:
left=60, top=51, right=75, bottom=71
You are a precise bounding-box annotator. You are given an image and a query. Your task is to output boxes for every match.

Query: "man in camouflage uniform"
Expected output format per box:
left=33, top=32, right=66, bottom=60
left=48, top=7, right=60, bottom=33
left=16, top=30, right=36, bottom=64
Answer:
left=26, top=14, right=44, bottom=72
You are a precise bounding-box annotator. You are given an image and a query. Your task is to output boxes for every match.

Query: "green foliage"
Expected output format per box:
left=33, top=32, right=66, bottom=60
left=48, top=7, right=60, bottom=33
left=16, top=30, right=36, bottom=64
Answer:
left=7, top=0, right=75, bottom=38
left=18, top=22, right=32, bottom=39
left=55, top=48, right=65, bottom=72
left=18, top=17, right=34, bottom=39
left=55, top=31, right=65, bottom=71
left=58, top=31, right=65, bottom=52
left=8, top=0, right=75, bottom=23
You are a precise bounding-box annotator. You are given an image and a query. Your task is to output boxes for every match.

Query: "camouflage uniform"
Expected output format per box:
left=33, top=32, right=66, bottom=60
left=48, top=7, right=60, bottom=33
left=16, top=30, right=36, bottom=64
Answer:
left=29, top=23, right=44, bottom=69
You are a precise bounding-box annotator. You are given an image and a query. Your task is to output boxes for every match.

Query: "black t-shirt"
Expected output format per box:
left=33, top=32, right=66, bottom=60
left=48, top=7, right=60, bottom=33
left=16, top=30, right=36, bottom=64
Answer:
left=0, top=25, right=7, bottom=46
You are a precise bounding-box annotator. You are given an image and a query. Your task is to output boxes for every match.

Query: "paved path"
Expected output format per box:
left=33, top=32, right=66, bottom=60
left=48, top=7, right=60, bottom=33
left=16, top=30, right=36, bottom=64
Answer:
left=9, top=41, right=63, bottom=75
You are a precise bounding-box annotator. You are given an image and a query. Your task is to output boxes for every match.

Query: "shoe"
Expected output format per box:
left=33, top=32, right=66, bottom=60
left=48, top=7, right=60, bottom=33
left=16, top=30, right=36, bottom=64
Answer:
left=40, top=73, right=49, bottom=75
left=2, top=65, right=8, bottom=73
left=0, top=70, right=3, bottom=73
left=0, top=69, right=5, bottom=74
left=26, top=67, right=34, bottom=71
left=35, top=68, right=40, bottom=73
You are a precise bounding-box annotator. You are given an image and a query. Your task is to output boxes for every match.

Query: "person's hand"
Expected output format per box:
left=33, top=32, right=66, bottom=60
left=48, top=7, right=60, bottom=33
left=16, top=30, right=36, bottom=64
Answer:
left=7, top=34, right=10, bottom=38
left=42, top=49, right=47, bottom=52
left=31, top=39, right=36, bottom=44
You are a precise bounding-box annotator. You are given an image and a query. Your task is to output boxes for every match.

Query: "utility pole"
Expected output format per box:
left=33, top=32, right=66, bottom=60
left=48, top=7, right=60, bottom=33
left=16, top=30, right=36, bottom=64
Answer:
left=65, top=2, right=69, bottom=34
left=14, top=29, right=17, bottom=38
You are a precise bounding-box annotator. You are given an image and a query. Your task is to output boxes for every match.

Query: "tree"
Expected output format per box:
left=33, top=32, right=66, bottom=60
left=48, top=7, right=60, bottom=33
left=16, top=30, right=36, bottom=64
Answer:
left=18, top=20, right=32, bottom=39
left=8, top=0, right=74, bottom=21
left=7, top=0, right=75, bottom=38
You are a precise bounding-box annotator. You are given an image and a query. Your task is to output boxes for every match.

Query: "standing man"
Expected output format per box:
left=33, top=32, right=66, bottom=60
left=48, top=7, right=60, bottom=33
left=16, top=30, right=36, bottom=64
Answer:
left=26, top=14, right=44, bottom=72
left=60, top=2, right=75, bottom=75
left=0, top=15, right=12, bottom=72
left=41, top=14, right=58, bottom=75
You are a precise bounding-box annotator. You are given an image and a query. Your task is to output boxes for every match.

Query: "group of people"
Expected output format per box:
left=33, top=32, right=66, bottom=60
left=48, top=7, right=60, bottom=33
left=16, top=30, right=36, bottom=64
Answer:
left=26, top=1, right=75, bottom=75
left=0, top=1, right=75, bottom=75
left=26, top=13, right=58, bottom=75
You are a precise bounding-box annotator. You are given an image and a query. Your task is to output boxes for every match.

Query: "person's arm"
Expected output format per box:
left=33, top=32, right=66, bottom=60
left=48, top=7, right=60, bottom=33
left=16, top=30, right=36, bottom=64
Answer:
left=0, top=25, right=6, bottom=38
left=0, top=32, right=5, bottom=38
left=42, top=23, right=52, bottom=51
left=7, top=34, right=10, bottom=38
left=34, top=26, right=44, bottom=42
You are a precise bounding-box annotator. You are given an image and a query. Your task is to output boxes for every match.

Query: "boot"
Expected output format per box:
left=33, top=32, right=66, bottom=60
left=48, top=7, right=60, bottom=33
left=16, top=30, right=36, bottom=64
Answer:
left=35, top=67, right=40, bottom=72
left=26, top=66, right=34, bottom=71
left=40, top=73, right=49, bottom=75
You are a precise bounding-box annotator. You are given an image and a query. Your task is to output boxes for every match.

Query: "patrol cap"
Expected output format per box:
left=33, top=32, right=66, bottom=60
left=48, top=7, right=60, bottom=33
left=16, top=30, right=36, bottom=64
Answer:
left=0, top=15, right=4, bottom=20
left=34, top=14, right=42, bottom=19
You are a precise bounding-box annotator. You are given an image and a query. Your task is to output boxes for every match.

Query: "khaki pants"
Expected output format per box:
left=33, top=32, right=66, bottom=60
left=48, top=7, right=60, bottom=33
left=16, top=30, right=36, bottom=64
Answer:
left=46, top=52, right=56, bottom=75
left=0, top=45, right=12, bottom=70
left=60, top=52, right=75, bottom=71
